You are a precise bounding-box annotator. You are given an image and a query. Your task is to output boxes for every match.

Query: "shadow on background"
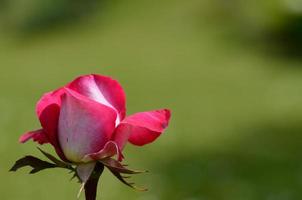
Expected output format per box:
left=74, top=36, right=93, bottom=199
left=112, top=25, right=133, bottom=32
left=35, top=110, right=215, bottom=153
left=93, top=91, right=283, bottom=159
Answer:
left=0, top=0, right=104, bottom=35
left=265, top=13, right=302, bottom=57
left=155, top=121, right=302, bottom=200
left=199, top=0, right=302, bottom=59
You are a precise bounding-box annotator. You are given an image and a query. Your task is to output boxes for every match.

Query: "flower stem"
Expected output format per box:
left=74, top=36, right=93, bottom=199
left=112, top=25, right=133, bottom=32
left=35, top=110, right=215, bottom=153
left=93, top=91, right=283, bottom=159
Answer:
left=84, top=162, right=104, bottom=200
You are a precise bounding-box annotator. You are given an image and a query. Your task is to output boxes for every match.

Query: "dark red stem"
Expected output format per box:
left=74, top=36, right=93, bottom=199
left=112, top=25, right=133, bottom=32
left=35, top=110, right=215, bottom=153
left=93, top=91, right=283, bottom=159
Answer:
left=85, top=162, right=104, bottom=200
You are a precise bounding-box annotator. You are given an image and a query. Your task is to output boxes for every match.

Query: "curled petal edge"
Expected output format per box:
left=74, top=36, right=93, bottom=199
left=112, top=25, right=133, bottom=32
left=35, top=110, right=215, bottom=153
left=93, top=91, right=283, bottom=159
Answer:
left=81, top=141, right=123, bottom=163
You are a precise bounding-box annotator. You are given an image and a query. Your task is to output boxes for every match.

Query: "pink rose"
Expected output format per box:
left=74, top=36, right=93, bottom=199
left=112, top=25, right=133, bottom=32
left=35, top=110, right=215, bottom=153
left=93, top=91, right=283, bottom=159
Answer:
left=19, top=74, right=171, bottom=183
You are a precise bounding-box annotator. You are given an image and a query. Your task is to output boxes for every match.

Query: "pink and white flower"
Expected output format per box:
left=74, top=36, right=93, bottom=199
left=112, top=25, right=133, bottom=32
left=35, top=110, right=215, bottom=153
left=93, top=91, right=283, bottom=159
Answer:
left=19, top=74, right=171, bottom=183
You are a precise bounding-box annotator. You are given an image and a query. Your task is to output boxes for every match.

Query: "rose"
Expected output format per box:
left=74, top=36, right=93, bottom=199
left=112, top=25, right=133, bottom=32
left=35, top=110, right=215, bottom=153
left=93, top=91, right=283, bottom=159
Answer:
left=19, top=74, right=171, bottom=183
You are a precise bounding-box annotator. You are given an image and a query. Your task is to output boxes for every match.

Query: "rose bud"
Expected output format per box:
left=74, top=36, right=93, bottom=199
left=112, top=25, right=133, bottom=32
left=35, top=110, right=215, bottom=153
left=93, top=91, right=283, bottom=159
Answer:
left=18, top=74, right=171, bottom=186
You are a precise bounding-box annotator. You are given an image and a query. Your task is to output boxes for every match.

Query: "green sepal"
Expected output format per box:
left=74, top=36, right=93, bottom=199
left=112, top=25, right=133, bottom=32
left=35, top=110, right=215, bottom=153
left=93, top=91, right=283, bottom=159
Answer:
left=10, top=148, right=77, bottom=179
left=37, top=147, right=73, bottom=170
left=10, top=155, right=56, bottom=174
left=100, top=158, right=148, bottom=191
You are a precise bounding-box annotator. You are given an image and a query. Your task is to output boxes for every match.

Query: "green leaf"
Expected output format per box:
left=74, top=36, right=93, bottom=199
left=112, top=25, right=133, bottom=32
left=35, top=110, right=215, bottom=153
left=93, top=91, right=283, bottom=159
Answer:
left=10, top=156, right=56, bottom=174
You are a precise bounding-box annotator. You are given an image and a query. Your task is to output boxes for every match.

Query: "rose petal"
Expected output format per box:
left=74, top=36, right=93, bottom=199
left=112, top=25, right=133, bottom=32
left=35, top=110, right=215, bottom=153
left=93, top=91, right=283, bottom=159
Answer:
left=36, top=88, right=64, bottom=116
left=67, top=74, right=126, bottom=125
left=58, top=88, right=117, bottom=162
left=82, top=141, right=123, bottom=163
left=35, top=88, right=68, bottom=161
left=113, top=109, right=171, bottom=147
left=112, top=124, right=133, bottom=150
left=36, top=89, right=65, bottom=139
left=19, top=129, right=49, bottom=144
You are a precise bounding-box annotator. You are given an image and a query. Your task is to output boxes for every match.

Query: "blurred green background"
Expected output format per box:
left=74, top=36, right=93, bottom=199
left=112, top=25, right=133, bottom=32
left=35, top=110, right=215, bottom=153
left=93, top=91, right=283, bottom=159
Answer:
left=1, top=0, right=302, bottom=199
